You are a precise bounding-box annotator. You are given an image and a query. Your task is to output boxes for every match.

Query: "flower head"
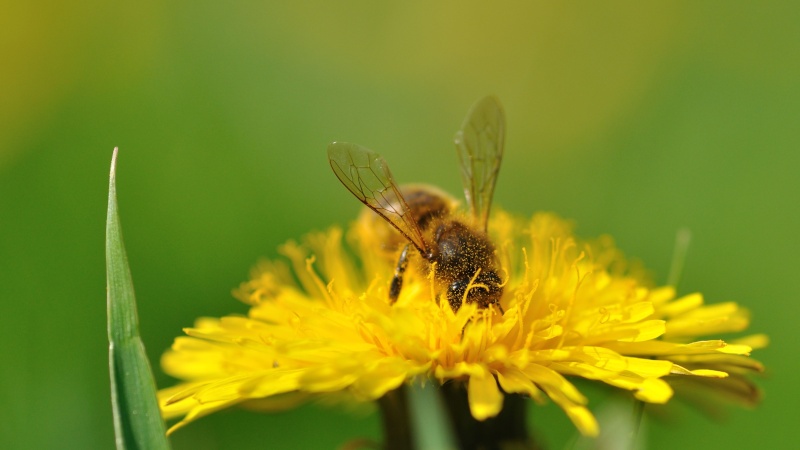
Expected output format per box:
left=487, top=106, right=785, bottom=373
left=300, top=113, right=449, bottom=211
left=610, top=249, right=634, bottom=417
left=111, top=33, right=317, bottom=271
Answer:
left=158, top=211, right=764, bottom=436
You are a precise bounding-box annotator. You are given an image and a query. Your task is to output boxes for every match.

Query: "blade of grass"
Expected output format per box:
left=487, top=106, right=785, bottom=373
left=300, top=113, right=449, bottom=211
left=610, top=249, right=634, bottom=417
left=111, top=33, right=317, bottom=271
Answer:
left=106, top=148, right=171, bottom=450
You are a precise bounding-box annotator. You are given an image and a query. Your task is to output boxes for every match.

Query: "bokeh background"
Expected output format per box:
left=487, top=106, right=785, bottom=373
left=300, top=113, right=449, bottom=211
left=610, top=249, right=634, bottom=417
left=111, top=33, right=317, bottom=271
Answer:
left=1, top=2, right=797, bottom=449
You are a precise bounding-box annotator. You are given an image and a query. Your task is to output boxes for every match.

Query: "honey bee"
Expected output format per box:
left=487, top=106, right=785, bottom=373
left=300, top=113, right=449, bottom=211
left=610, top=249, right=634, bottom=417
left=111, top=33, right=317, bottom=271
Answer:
left=327, top=96, right=505, bottom=313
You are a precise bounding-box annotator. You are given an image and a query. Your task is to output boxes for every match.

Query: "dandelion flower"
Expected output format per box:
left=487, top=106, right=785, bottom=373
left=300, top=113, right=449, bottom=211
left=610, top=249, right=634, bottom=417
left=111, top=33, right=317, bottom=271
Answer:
left=158, top=211, right=764, bottom=438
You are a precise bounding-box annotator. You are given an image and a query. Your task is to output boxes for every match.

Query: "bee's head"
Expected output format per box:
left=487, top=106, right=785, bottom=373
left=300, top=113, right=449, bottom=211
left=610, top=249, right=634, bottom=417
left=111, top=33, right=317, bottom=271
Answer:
left=446, top=270, right=503, bottom=312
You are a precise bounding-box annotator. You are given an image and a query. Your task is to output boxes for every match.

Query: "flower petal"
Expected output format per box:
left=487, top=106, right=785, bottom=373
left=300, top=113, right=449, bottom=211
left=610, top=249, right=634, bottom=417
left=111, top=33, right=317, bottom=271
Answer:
left=468, top=370, right=504, bottom=420
left=496, top=368, right=545, bottom=402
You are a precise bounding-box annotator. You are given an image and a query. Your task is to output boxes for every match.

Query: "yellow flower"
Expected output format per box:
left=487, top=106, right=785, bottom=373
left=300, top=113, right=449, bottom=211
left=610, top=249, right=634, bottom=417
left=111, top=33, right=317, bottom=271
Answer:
left=158, top=211, right=764, bottom=437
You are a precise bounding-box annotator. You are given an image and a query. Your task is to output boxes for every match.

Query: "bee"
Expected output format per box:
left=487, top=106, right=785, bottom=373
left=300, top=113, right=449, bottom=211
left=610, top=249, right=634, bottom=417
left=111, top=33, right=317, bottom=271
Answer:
left=327, top=96, right=505, bottom=313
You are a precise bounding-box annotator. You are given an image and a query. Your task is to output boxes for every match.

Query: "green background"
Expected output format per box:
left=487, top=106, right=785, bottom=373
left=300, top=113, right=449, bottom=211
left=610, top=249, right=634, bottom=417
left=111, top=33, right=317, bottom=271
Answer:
left=1, top=2, right=796, bottom=449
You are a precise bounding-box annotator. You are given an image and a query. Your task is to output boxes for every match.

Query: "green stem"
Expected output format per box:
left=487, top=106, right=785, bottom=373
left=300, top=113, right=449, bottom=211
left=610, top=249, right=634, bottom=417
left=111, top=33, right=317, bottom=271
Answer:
left=439, top=382, right=539, bottom=450
left=378, top=386, right=415, bottom=450
left=379, top=382, right=541, bottom=450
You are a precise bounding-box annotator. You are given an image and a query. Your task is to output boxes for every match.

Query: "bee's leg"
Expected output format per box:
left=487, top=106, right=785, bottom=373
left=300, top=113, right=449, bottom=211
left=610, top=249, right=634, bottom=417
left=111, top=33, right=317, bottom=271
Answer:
left=389, top=244, right=410, bottom=304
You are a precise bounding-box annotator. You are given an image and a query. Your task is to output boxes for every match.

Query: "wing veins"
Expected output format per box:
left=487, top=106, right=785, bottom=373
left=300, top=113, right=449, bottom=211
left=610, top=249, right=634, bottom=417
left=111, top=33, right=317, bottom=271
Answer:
left=328, top=142, right=429, bottom=256
left=455, top=96, right=505, bottom=231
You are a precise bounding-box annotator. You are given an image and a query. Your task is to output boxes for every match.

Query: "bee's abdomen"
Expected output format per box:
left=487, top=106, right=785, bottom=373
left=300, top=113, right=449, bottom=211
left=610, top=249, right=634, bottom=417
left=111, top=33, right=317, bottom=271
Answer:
left=401, top=186, right=452, bottom=230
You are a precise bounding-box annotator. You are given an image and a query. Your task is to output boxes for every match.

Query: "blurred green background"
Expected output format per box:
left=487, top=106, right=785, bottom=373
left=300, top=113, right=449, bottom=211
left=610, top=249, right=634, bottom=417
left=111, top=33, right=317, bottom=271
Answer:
left=1, top=2, right=796, bottom=449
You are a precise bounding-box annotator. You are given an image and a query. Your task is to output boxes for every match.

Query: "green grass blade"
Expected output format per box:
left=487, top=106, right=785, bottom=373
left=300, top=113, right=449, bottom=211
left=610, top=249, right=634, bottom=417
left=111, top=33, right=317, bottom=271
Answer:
left=106, top=148, right=171, bottom=450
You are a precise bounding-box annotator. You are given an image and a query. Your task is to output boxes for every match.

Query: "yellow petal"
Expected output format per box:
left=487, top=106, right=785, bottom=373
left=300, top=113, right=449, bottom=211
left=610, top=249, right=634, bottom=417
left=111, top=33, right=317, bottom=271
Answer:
left=620, top=357, right=673, bottom=378
left=670, top=364, right=729, bottom=378
left=523, top=364, right=587, bottom=405
left=665, top=303, right=750, bottom=337
left=351, top=359, right=426, bottom=399
left=621, top=301, right=656, bottom=323
left=435, top=361, right=485, bottom=379
left=548, top=362, right=673, bottom=403
left=732, top=333, right=769, bottom=350
left=605, top=339, right=749, bottom=357
left=496, top=368, right=545, bottom=402
left=667, top=352, right=764, bottom=372
left=166, top=398, right=242, bottom=435
left=583, top=320, right=665, bottom=344
left=158, top=382, right=206, bottom=419
left=538, top=382, right=598, bottom=437
left=647, top=286, right=677, bottom=308
left=564, top=405, right=599, bottom=437
left=657, top=292, right=703, bottom=317
left=715, top=344, right=751, bottom=355
left=299, top=365, right=360, bottom=392
left=240, top=370, right=304, bottom=397
left=468, top=370, right=504, bottom=421
left=575, top=346, right=673, bottom=377
left=632, top=377, right=672, bottom=403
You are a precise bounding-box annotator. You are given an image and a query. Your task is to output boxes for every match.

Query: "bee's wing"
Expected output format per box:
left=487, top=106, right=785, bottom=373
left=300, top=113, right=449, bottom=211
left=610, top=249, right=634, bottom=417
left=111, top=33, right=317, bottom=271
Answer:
left=328, top=142, right=430, bottom=255
left=454, top=96, right=505, bottom=231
